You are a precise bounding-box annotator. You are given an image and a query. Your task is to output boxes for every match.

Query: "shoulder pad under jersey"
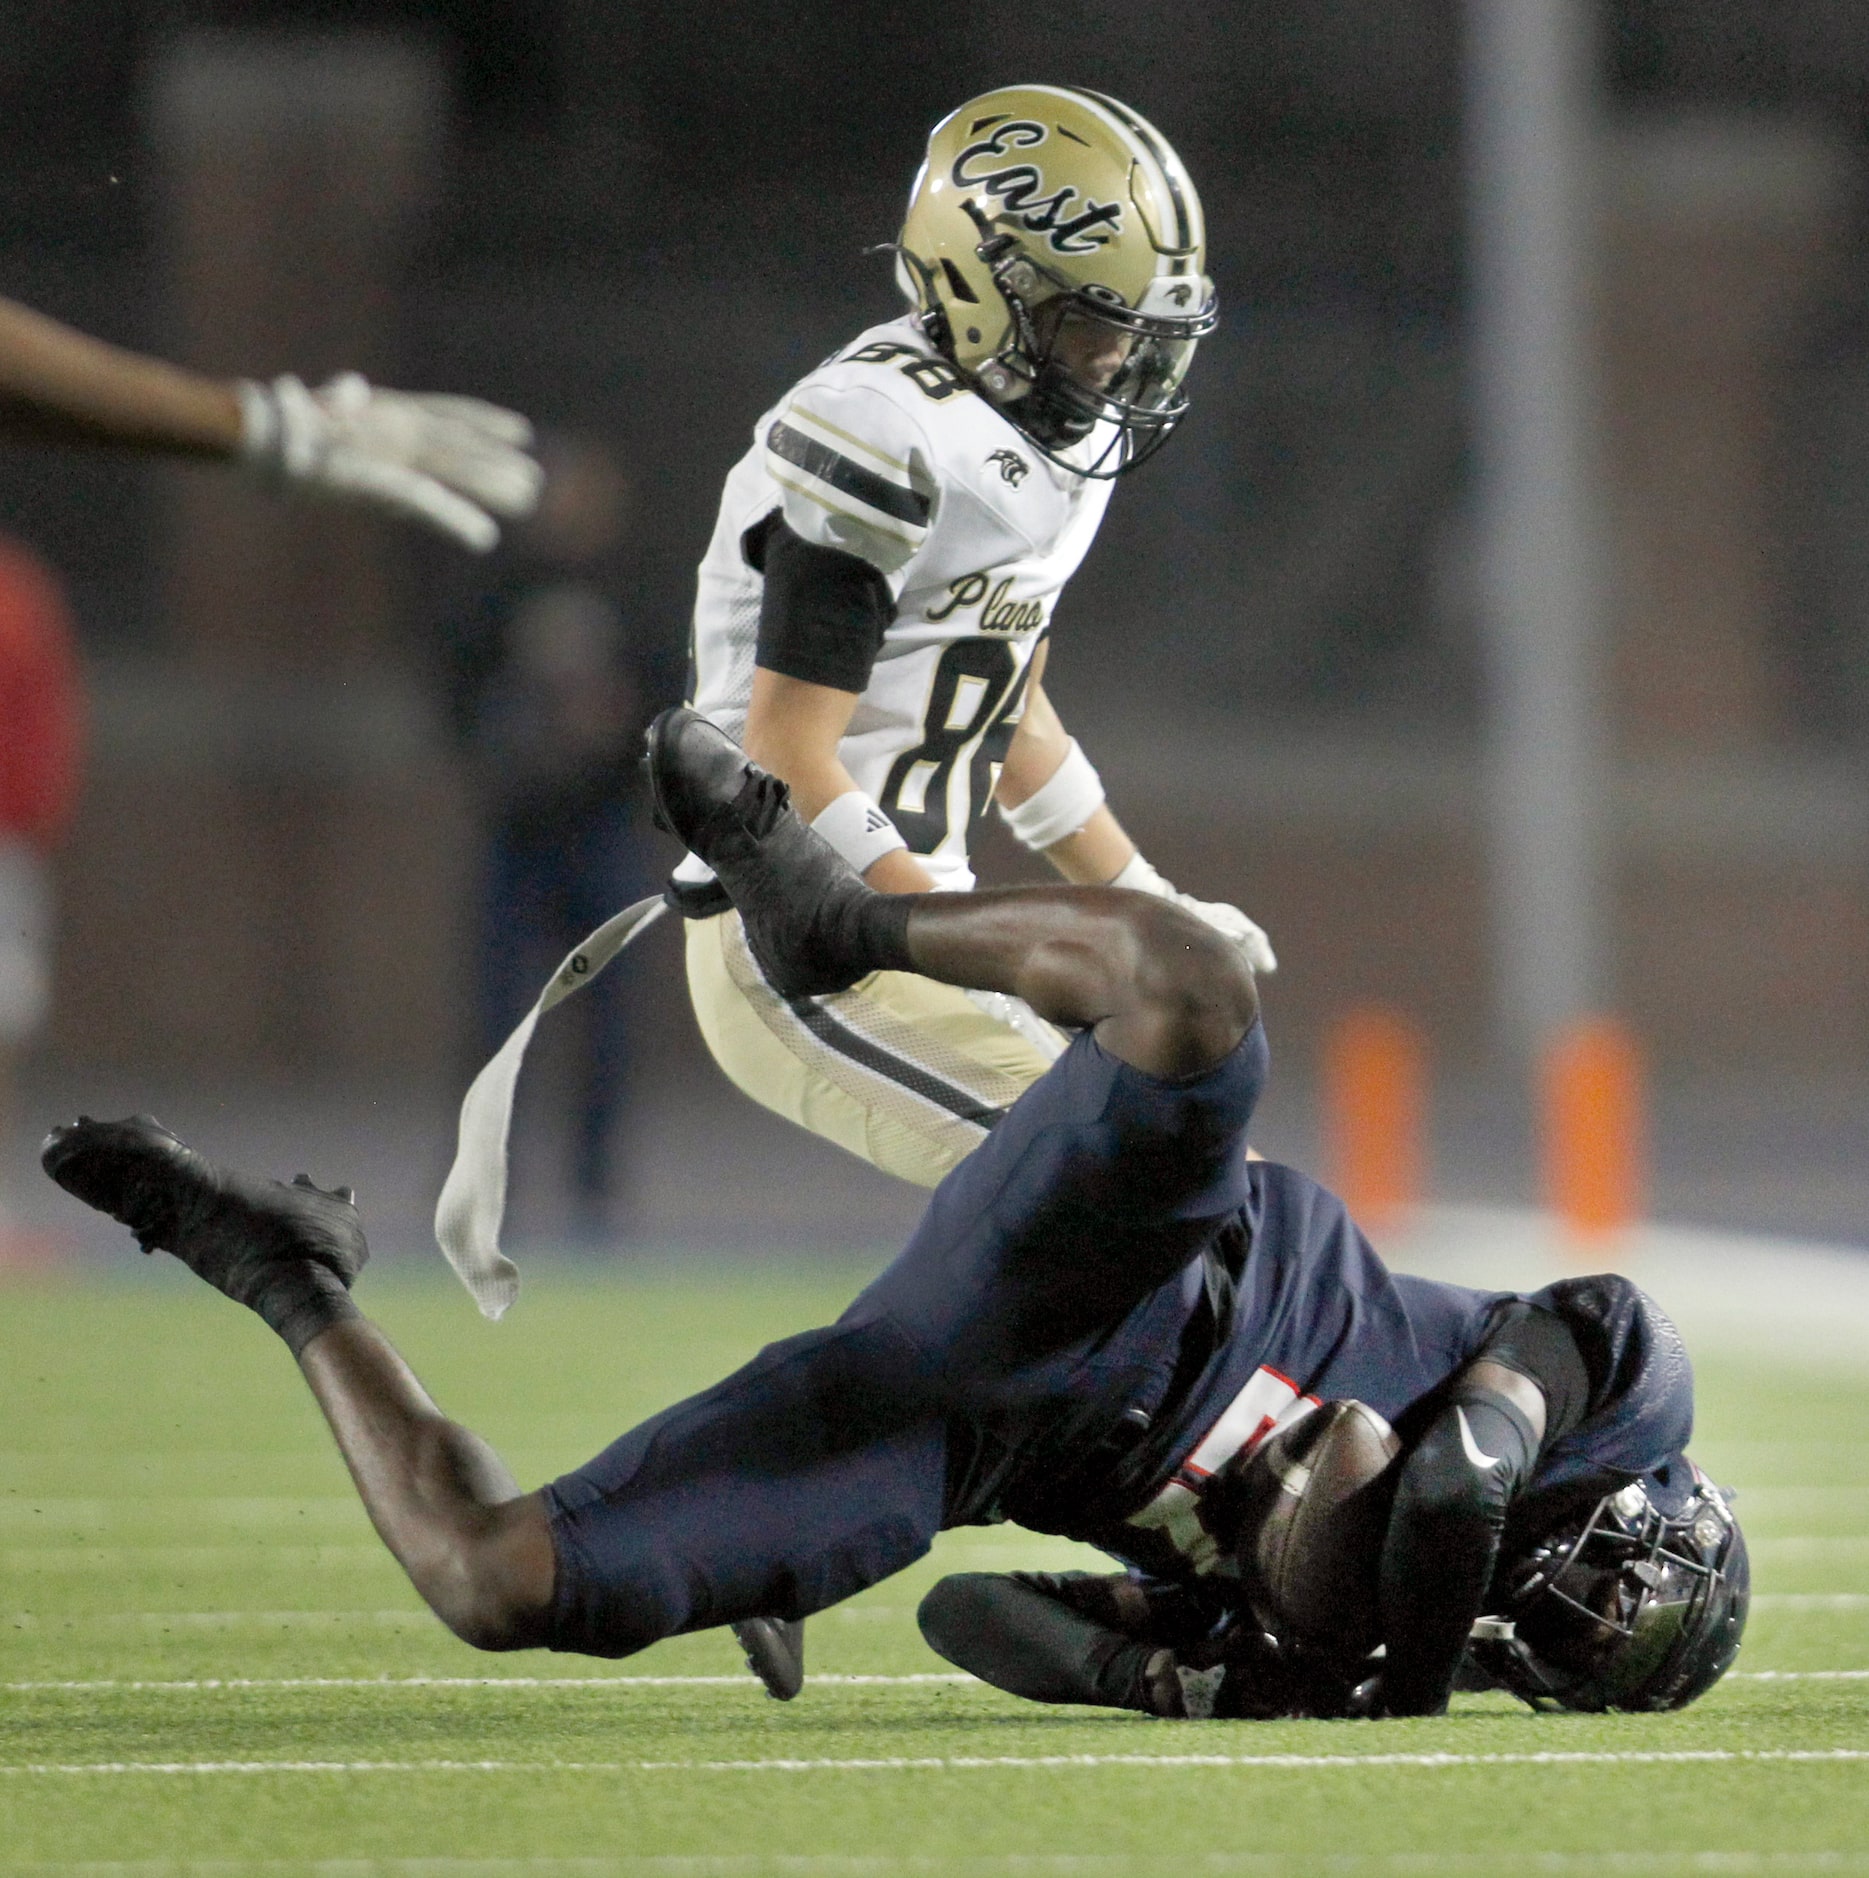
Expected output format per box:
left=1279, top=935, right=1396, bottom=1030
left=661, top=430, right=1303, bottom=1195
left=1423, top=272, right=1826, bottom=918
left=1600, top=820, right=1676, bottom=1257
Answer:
left=763, top=345, right=950, bottom=579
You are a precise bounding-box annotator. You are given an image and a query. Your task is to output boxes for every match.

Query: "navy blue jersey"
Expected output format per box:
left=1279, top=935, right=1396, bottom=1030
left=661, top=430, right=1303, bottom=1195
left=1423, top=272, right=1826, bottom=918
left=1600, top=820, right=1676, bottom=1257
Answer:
left=542, top=1019, right=1697, bottom=1658
left=982, top=1161, right=1695, bottom=1583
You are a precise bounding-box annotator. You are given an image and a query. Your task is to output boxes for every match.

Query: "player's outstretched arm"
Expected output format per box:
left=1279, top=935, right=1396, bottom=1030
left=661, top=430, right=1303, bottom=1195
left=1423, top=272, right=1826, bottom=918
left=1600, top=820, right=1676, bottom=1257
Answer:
left=995, top=659, right=1277, bottom=975
left=920, top=1571, right=1182, bottom=1714
left=0, top=293, right=542, bottom=551
left=1375, top=1305, right=1592, bottom=1715
left=920, top=1571, right=1342, bottom=1720
left=1376, top=1357, right=1562, bottom=1714
left=0, top=294, right=245, bottom=456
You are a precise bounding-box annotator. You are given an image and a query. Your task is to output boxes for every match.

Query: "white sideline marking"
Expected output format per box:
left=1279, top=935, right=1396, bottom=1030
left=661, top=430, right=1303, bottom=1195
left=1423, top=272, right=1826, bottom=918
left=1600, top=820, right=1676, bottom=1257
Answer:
left=4, top=1669, right=1861, bottom=1695
left=1, top=1547, right=385, bottom=1571
left=0, top=1497, right=361, bottom=1530
left=3, top=1611, right=435, bottom=1631
left=1733, top=1669, right=1869, bottom=1680
left=2, top=1606, right=908, bottom=1631
left=1750, top=1594, right=1869, bottom=1610
left=5, top=1535, right=1864, bottom=1566
left=3, top=1749, right=1869, bottom=1776
left=3, top=1674, right=972, bottom=1693
left=0, top=1861, right=1864, bottom=1878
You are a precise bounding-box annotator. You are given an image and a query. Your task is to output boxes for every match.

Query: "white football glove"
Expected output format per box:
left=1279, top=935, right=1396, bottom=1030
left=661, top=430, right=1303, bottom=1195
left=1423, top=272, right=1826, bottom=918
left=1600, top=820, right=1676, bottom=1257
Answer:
left=237, top=372, right=544, bottom=552
left=1112, top=852, right=1278, bottom=975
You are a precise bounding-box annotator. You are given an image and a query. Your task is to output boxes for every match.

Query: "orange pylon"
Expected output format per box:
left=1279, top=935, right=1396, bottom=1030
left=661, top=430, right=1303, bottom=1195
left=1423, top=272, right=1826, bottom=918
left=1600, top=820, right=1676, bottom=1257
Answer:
left=1323, top=1006, right=1427, bottom=1233
left=1541, top=1017, right=1645, bottom=1240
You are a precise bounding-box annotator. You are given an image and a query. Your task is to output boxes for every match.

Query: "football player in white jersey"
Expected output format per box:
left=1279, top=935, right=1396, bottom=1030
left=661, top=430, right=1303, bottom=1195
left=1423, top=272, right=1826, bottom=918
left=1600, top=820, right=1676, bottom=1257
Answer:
left=676, top=83, right=1275, bottom=1190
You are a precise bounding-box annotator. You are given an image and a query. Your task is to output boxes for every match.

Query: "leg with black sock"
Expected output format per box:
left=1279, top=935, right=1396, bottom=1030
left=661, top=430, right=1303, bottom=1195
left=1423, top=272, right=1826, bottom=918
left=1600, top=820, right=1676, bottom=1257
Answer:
left=299, top=1319, right=554, bottom=1649
left=42, top=1116, right=555, bottom=1651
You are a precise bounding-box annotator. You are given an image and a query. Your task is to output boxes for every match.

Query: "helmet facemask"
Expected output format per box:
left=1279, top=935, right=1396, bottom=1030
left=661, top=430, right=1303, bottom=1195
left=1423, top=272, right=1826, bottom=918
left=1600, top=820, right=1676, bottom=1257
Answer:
left=963, top=210, right=1216, bottom=478
left=1470, top=1475, right=1749, bottom=1713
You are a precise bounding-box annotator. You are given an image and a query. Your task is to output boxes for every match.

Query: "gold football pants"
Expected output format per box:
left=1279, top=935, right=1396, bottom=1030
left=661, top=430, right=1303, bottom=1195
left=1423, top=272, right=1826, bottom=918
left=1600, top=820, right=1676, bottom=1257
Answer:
left=684, top=909, right=1064, bottom=1188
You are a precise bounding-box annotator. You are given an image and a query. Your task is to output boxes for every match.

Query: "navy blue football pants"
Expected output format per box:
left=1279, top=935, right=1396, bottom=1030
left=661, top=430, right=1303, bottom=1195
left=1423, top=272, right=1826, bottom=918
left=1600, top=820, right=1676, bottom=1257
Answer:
left=541, top=1018, right=1267, bottom=1657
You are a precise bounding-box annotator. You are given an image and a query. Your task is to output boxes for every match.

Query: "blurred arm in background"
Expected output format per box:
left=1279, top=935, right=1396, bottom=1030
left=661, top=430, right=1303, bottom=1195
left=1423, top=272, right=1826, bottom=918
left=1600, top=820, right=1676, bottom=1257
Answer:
left=0, top=293, right=542, bottom=552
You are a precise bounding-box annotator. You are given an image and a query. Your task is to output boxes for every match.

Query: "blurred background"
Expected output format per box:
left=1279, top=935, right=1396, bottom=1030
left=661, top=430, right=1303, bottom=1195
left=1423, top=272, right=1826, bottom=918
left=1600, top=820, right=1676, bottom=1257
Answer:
left=3, top=0, right=1868, bottom=1266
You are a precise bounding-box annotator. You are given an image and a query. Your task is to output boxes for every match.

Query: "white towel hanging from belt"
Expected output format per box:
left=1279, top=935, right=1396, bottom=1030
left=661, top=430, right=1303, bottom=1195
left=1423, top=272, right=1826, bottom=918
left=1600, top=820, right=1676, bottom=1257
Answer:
left=434, top=893, right=667, bottom=1318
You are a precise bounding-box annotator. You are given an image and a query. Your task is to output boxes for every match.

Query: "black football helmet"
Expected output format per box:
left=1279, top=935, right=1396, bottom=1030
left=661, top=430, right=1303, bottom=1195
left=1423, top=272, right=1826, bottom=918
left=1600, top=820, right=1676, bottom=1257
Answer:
left=1468, top=1470, right=1748, bottom=1712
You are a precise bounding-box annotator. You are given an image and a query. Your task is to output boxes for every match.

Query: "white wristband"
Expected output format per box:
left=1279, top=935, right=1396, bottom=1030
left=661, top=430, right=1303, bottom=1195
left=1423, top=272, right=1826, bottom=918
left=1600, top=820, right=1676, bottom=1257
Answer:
left=998, top=739, right=1106, bottom=851
left=811, top=790, right=908, bottom=876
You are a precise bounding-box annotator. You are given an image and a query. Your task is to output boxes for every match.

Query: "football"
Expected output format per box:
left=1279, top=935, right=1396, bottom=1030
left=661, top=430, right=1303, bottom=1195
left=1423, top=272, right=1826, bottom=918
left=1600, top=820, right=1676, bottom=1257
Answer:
left=1217, top=1399, right=1402, bottom=1652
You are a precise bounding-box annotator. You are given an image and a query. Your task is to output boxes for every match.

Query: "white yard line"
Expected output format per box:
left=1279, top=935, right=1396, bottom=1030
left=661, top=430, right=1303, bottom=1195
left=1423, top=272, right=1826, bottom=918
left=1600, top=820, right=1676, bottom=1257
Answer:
left=3, top=1536, right=1864, bottom=1564
left=1746, top=1537, right=1869, bottom=1558
left=1732, top=1669, right=1869, bottom=1680
left=0, top=1549, right=387, bottom=1571
left=3, top=1592, right=1854, bottom=1627
left=2, top=1674, right=971, bottom=1692
left=1748, top=1594, right=1869, bottom=1609
left=3, top=1606, right=910, bottom=1630
left=3, top=1669, right=1862, bottom=1695
left=0, top=1498, right=361, bottom=1529
left=0, top=1859, right=1864, bottom=1877
left=2, top=1611, right=436, bottom=1630
left=2, top=1749, right=1868, bottom=1776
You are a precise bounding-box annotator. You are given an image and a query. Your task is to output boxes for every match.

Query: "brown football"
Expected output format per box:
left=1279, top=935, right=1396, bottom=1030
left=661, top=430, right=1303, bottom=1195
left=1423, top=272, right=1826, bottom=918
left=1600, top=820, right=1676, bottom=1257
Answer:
left=1220, top=1399, right=1402, bottom=1652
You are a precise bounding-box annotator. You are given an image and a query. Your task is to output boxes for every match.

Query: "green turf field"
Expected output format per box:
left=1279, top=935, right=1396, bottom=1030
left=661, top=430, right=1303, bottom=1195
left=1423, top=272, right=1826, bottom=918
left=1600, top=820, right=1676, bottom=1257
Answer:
left=2, top=1260, right=1866, bottom=1873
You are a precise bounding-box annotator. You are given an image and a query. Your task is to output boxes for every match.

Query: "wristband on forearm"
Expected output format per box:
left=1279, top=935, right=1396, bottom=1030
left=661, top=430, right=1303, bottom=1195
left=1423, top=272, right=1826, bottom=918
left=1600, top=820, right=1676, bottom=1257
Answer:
left=811, top=789, right=909, bottom=876
left=235, top=374, right=321, bottom=479
left=998, top=739, right=1105, bottom=851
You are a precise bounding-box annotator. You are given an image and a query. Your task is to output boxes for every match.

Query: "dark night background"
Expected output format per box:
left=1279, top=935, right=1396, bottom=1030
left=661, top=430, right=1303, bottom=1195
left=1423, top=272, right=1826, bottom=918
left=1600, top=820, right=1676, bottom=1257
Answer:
left=6, top=1, right=1869, bottom=1255
left=8, top=1, right=1869, bottom=735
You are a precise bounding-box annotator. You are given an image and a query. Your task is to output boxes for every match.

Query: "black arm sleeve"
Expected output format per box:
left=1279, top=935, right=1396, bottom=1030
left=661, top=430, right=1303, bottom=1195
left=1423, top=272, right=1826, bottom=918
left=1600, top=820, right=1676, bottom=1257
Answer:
left=1377, top=1304, right=1592, bottom=1715
left=917, top=1570, right=1363, bottom=1720
left=744, top=510, right=895, bottom=694
left=917, top=1572, right=1158, bottom=1711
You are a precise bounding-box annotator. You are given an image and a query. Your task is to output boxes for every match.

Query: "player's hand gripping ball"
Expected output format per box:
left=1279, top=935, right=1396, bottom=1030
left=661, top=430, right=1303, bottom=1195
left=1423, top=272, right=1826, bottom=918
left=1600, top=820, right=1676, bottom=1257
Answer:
left=1209, top=1399, right=1402, bottom=1654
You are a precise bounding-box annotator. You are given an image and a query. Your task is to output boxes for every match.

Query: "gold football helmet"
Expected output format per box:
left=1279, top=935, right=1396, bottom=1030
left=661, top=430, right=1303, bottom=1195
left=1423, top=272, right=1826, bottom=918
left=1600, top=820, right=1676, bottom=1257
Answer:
left=897, top=84, right=1216, bottom=477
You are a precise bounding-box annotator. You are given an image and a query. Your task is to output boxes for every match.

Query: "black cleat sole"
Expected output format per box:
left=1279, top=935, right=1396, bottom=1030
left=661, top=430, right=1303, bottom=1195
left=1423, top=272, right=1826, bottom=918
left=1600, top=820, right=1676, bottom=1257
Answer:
left=732, top=1616, right=806, bottom=1701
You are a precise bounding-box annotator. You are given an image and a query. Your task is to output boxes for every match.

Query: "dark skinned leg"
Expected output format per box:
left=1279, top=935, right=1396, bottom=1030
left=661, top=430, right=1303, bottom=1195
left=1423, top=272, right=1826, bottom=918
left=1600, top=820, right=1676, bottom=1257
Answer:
left=296, top=1319, right=555, bottom=1650
left=290, top=882, right=1247, bottom=1660
left=903, top=885, right=1258, bottom=1081
left=40, top=1115, right=560, bottom=1654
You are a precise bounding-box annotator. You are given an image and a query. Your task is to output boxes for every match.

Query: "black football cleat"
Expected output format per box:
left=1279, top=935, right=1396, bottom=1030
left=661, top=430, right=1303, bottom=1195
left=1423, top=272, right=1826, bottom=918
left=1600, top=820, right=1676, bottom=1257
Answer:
left=733, top=1616, right=806, bottom=1701
left=644, top=706, right=895, bottom=999
left=41, top=1115, right=368, bottom=1306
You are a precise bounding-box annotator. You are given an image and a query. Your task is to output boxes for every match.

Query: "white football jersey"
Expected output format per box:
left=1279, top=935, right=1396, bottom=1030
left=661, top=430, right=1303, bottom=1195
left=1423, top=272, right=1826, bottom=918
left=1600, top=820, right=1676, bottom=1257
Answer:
left=685, top=314, right=1113, bottom=891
